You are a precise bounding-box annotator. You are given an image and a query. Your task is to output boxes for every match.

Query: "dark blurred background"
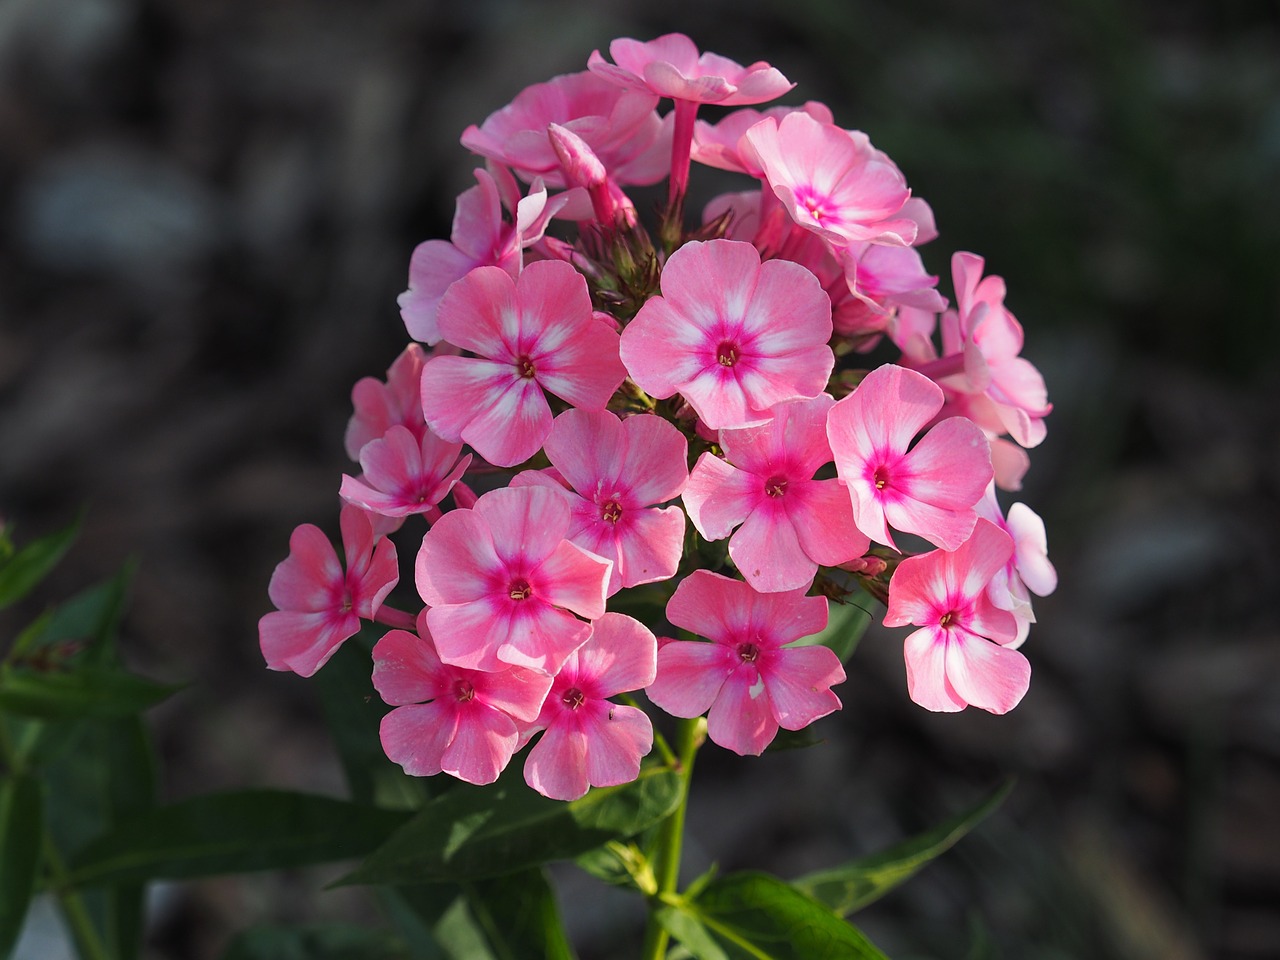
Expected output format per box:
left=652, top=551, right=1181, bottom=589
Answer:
left=1, top=0, right=1278, bottom=957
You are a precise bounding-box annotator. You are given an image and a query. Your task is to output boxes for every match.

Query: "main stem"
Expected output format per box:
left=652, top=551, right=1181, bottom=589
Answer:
left=640, top=716, right=702, bottom=960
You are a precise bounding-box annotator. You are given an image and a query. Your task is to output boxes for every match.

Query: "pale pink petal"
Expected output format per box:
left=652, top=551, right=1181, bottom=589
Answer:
left=542, top=409, right=626, bottom=499
left=267, top=524, right=340, bottom=611
left=943, top=628, right=1031, bottom=714
left=1007, top=502, right=1057, bottom=597
left=903, top=627, right=966, bottom=712
left=435, top=265, right=519, bottom=359
left=764, top=645, right=845, bottom=729
left=533, top=539, right=611, bottom=620
left=683, top=453, right=756, bottom=540
left=498, top=602, right=592, bottom=675
left=729, top=503, right=815, bottom=593
left=380, top=702, right=457, bottom=777
left=615, top=415, right=689, bottom=504
left=426, top=601, right=506, bottom=672
left=576, top=612, right=658, bottom=695
left=415, top=507, right=500, bottom=606
left=462, top=374, right=552, bottom=467
left=525, top=723, right=590, bottom=800
left=441, top=704, right=520, bottom=785
left=534, top=318, right=627, bottom=410
left=707, top=667, right=777, bottom=755
left=371, top=628, right=445, bottom=706
left=582, top=704, right=652, bottom=786
left=883, top=551, right=949, bottom=628
left=612, top=506, right=684, bottom=589
left=788, top=479, right=869, bottom=567
left=476, top=665, right=555, bottom=724
left=258, top=609, right=357, bottom=677
left=647, top=640, right=735, bottom=718
left=475, top=485, right=572, bottom=570
left=398, top=240, right=475, bottom=345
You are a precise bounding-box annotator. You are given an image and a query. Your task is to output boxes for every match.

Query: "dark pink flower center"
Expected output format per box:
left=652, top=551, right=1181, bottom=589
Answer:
left=716, top=341, right=739, bottom=367
left=736, top=642, right=760, bottom=663
left=561, top=687, right=585, bottom=710
left=601, top=499, right=623, bottom=523
left=516, top=355, right=537, bottom=379
left=872, top=465, right=891, bottom=491
left=453, top=679, right=476, bottom=702
left=938, top=611, right=956, bottom=629
left=508, top=578, right=532, bottom=601
left=764, top=475, right=788, bottom=498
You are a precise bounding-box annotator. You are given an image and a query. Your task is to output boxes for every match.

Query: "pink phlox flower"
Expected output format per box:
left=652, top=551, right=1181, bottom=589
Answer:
left=345, top=344, right=429, bottom=461
left=420, top=259, right=627, bottom=467
left=460, top=71, right=670, bottom=189
left=339, top=425, right=472, bottom=520
left=510, top=409, right=688, bottom=596
left=416, top=485, right=611, bottom=674
left=619, top=238, right=833, bottom=430
left=743, top=112, right=916, bottom=248
left=523, top=612, right=657, bottom=800
left=827, top=363, right=993, bottom=551
left=942, top=253, right=1052, bottom=447
left=373, top=614, right=553, bottom=786
left=645, top=570, right=843, bottom=756
left=974, top=485, right=1057, bottom=649
left=683, top=395, right=870, bottom=592
left=259, top=504, right=398, bottom=677
left=833, top=243, right=946, bottom=340
left=588, top=34, right=793, bottom=106
left=398, top=168, right=564, bottom=345
left=692, top=101, right=833, bottom=176
left=883, top=518, right=1029, bottom=714
left=934, top=389, right=1033, bottom=492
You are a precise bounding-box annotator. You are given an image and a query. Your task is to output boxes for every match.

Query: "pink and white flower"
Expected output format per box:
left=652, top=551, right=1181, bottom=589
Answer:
left=827, top=363, right=992, bottom=551
left=683, top=395, right=869, bottom=592
left=420, top=259, right=627, bottom=467
left=374, top=616, right=553, bottom=785
left=416, top=485, right=611, bottom=674
left=345, top=344, right=429, bottom=461
left=512, top=409, right=687, bottom=595
left=975, top=485, right=1058, bottom=649
left=259, top=505, right=398, bottom=677
left=884, top=518, right=1029, bottom=713
left=646, top=571, right=844, bottom=756
left=523, top=612, right=657, bottom=800
left=339, top=425, right=471, bottom=520
left=620, top=239, right=833, bottom=430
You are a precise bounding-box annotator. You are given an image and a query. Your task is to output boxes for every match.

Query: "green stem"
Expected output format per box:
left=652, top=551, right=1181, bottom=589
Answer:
left=42, top=835, right=113, bottom=960
left=641, top=717, right=703, bottom=960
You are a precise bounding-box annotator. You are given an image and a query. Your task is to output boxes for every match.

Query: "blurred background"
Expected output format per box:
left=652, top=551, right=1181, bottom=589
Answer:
left=1, top=0, right=1277, bottom=957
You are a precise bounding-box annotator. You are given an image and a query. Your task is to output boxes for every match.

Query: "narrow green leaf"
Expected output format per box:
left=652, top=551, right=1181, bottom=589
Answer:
left=100, top=717, right=158, bottom=960
left=656, top=905, right=730, bottom=960
left=66, top=790, right=411, bottom=886
left=0, top=665, right=180, bottom=719
left=383, top=885, right=486, bottom=960
left=0, top=516, right=80, bottom=611
left=794, top=778, right=1014, bottom=915
left=221, top=923, right=411, bottom=960
left=341, top=766, right=681, bottom=885
left=464, top=868, right=576, bottom=960
left=672, top=871, right=889, bottom=960
left=0, top=775, right=42, bottom=960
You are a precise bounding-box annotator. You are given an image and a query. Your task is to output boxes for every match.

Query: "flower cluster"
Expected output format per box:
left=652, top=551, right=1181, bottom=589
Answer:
left=260, top=33, right=1056, bottom=800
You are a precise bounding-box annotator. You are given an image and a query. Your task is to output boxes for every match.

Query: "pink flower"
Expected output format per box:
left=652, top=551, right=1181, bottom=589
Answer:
left=883, top=518, right=1029, bottom=714
left=416, top=485, right=611, bottom=674
left=683, top=395, right=869, bottom=592
left=398, top=168, right=564, bottom=345
left=523, top=612, right=657, bottom=800
left=460, top=71, right=670, bottom=189
left=258, top=505, right=398, bottom=677
left=345, top=344, right=428, bottom=461
left=975, top=485, right=1058, bottom=649
left=588, top=34, right=793, bottom=106
left=827, top=364, right=992, bottom=551
left=511, top=409, right=687, bottom=596
left=692, top=101, right=833, bottom=176
left=373, top=616, right=553, bottom=786
left=945, top=253, right=1052, bottom=448
left=645, top=571, right=844, bottom=756
left=620, top=239, right=833, bottom=430
left=339, top=425, right=471, bottom=520
left=743, top=112, right=916, bottom=248
left=420, top=259, right=627, bottom=467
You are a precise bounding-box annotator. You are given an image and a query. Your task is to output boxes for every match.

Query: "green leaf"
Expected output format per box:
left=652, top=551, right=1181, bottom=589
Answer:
left=11, top=564, right=135, bottom=664
left=341, top=766, right=681, bottom=885
left=0, top=516, right=80, bottom=611
left=666, top=871, right=889, bottom=960
left=66, top=790, right=412, bottom=886
left=0, top=665, right=180, bottom=719
left=222, top=923, right=411, bottom=960
left=463, top=868, right=576, bottom=960
left=792, top=593, right=876, bottom=664
left=794, top=778, right=1014, bottom=916
left=0, top=775, right=42, bottom=960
